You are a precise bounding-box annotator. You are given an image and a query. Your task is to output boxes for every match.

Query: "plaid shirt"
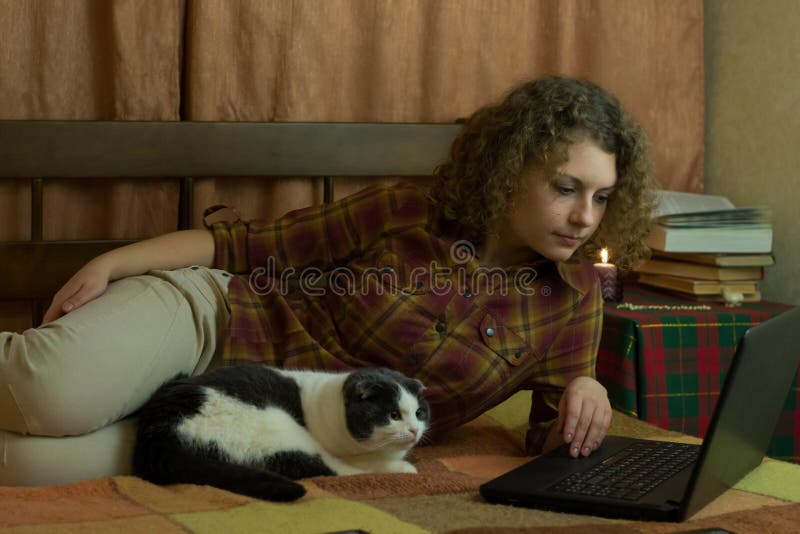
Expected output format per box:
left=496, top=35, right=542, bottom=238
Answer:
left=209, top=182, right=603, bottom=452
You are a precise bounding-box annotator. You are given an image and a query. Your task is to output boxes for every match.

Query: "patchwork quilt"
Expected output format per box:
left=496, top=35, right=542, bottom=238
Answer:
left=2, top=392, right=799, bottom=533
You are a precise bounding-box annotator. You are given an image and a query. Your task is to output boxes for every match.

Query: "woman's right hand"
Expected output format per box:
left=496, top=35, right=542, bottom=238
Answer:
left=40, top=229, right=215, bottom=325
left=42, top=257, right=113, bottom=324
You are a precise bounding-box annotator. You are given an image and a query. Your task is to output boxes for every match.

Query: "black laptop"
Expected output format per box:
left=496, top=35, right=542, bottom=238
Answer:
left=480, top=305, right=800, bottom=522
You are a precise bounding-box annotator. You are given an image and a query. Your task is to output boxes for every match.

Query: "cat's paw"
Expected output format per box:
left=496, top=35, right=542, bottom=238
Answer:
left=392, top=460, right=418, bottom=474
left=333, top=465, right=368, bottom=476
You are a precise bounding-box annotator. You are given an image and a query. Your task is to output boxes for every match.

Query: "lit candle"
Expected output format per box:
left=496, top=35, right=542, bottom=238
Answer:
left=594, top=248, right=623, bottom=302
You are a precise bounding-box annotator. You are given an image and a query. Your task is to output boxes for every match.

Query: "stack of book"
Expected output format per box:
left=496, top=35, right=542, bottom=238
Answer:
left=638, top=190, right=773, bottom=302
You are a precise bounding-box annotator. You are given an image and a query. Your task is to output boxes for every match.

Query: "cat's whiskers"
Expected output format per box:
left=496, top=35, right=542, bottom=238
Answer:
left=367, top=434, right=409, bottom=449
left=365, top=426, right=423, bottom=450
left=416, top=432, right=434, bottom=446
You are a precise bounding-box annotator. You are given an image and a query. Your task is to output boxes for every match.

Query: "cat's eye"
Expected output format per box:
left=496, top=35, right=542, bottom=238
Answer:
left=416, top=408, right=425, bottom=418
left=390, top=410, right=401, bottom=420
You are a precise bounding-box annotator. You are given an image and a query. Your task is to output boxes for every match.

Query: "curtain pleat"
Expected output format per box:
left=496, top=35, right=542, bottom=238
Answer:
left=0, top=0, right=703, bottom=332
left=183, top=0, right=704, bottom=223
left=0, top=0, right=184, bottom=330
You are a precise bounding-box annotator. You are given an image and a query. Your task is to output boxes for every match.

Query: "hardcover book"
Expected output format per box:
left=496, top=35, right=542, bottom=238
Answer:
left=652, top=251, right=775, bottom=267
left=635, top=258, right=764, bottom=281
left=636, top=273, right=759, bottom=296
left=646, top=190, right=772, bottom=253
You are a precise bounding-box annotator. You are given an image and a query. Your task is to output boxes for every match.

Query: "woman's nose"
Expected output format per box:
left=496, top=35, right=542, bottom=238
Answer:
left=569, top=198, right=596, bottom=227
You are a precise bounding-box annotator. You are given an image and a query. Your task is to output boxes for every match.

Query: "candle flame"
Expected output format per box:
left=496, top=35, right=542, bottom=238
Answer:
left=600, top=248, right=609, bottom=263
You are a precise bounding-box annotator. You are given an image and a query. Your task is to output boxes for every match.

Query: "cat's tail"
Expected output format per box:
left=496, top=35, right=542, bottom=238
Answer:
left=133, top=442, right=307, bottom=502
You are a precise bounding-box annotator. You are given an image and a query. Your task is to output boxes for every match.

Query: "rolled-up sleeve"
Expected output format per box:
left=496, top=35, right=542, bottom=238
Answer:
left=207, top=183, right=423, bottom=275
left=210, top=218, right=251, bottom=274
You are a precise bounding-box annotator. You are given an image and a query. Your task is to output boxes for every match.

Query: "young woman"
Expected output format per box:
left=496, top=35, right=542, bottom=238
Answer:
left=0, top=76, right=655, bottom=485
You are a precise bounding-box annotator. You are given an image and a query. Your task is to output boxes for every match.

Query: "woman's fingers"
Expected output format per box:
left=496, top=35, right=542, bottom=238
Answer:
left=559, top=377, right=613, bottom=458
left=581, top=405, right=611, bottom=456
left=42, top=283, right=79, bottom=324
left=62, top=281, right=102, bottom=311
left=41, top=275, right=108, bottom=325
left=570, top=402, right=596, bottom=457
left=560, top=393, right=593, bottom=457
left=41, top=301, right=62, bottom=324
left=560, top=394, right=580, bottom=444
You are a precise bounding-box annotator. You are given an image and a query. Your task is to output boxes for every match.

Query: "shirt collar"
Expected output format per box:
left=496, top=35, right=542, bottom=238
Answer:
left=557, top=257, right=598, bottom=297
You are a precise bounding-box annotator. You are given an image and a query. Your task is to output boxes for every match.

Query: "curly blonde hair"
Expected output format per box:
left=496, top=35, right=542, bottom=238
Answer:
left=429, top=76, right=657, bottom=271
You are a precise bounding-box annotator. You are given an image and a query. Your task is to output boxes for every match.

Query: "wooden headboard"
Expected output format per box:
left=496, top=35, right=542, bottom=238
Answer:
left=0, top=121, right=460, bottom=322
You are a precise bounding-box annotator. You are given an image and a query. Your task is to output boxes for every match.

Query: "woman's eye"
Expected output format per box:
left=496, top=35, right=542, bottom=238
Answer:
left=557, top=186, right=575, bottom=195
left=390, top=411, right=401, bottom=420
left=594, top=195, right=609, bottom=204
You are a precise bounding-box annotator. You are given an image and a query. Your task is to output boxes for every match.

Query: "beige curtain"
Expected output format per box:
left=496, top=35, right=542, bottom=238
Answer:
left=185, top=0, right=705, bottom=222
left=0, top=0, right=704, bottom=331
left=0, top=0, right=184, bottom=240
left=0, top=0, right=183, bottom=330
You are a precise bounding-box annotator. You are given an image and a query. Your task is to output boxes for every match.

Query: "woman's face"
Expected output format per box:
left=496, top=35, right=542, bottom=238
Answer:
left=500, top=139, right=617, bottom=263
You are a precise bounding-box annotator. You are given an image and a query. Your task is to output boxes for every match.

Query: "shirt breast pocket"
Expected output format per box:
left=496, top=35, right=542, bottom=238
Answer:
left=479, top=313, right=539, bottom=366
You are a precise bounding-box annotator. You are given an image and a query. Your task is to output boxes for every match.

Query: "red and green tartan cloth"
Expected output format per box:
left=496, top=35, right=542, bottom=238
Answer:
left=596, top=283, right=798, bottom=463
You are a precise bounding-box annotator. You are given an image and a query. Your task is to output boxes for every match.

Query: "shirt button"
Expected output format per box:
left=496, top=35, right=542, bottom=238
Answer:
left=408, top=356, right=418, bottom=366
left=485, top=327, right=495, bottom=337
left=415, top=281, right=424, bottom=289
left=435, top=322, right=446, bottom=333
left=383, top=265, right=395, bottom=273
left=463, top=289, right=473, bottom=297
left=514, top=350, right=523, bottom=359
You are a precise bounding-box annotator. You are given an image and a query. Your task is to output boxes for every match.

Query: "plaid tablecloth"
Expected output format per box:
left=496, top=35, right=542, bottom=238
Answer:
left=597, top=283, right=798, bottom=463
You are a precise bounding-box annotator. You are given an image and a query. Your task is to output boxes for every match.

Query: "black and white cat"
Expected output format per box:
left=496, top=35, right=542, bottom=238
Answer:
left=132, top=365, right=429, bottom=501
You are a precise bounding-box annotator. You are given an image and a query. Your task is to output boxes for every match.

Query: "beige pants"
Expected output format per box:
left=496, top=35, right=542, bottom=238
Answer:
left=0, top=267, right=231, bottom=486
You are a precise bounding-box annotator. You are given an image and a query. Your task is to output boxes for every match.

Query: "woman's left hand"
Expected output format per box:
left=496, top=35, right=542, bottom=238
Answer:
left=556, top=376, right=612, bottom=458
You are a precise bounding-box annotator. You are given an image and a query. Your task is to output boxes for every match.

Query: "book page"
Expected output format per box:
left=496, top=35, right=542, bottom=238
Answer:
left=660, top=207, right=770, bottom=227
left=653, top=190, right=736, bottom=218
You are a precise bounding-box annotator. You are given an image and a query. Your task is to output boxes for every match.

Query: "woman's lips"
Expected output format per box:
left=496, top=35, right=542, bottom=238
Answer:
left=554, top=233, right=581, bottom=247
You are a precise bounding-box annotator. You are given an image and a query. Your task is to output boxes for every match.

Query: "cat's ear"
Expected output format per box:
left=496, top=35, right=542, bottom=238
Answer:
left=404, top=378, right=426, bottom=396
left=346, top=376, right=389, bottom=401
left=355, top=380, right=376, bottom=400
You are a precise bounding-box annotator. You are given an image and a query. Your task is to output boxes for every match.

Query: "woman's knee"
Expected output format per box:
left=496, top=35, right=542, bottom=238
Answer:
left=0, top=420, right=136, bottom=486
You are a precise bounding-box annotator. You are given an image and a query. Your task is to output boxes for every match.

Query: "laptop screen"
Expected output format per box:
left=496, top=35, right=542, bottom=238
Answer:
left=682, top=306, right=800, bottom=519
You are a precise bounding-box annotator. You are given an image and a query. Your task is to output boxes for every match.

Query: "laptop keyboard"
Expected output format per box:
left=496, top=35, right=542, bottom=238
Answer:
left=548, top=441, right=700, bottom=501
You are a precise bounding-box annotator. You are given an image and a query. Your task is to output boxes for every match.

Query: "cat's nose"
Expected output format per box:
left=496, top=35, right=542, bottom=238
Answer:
left=409, top=427, right=419, bottom=438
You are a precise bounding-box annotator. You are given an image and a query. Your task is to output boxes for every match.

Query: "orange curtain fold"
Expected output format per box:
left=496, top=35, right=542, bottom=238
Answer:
left=184, top=0, right=704, bottom=221
left=0, top=0, right=704, bottom=332
left=0, top=0, right=184, bottom=241
left=0, top=0, right=184, bottom=330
